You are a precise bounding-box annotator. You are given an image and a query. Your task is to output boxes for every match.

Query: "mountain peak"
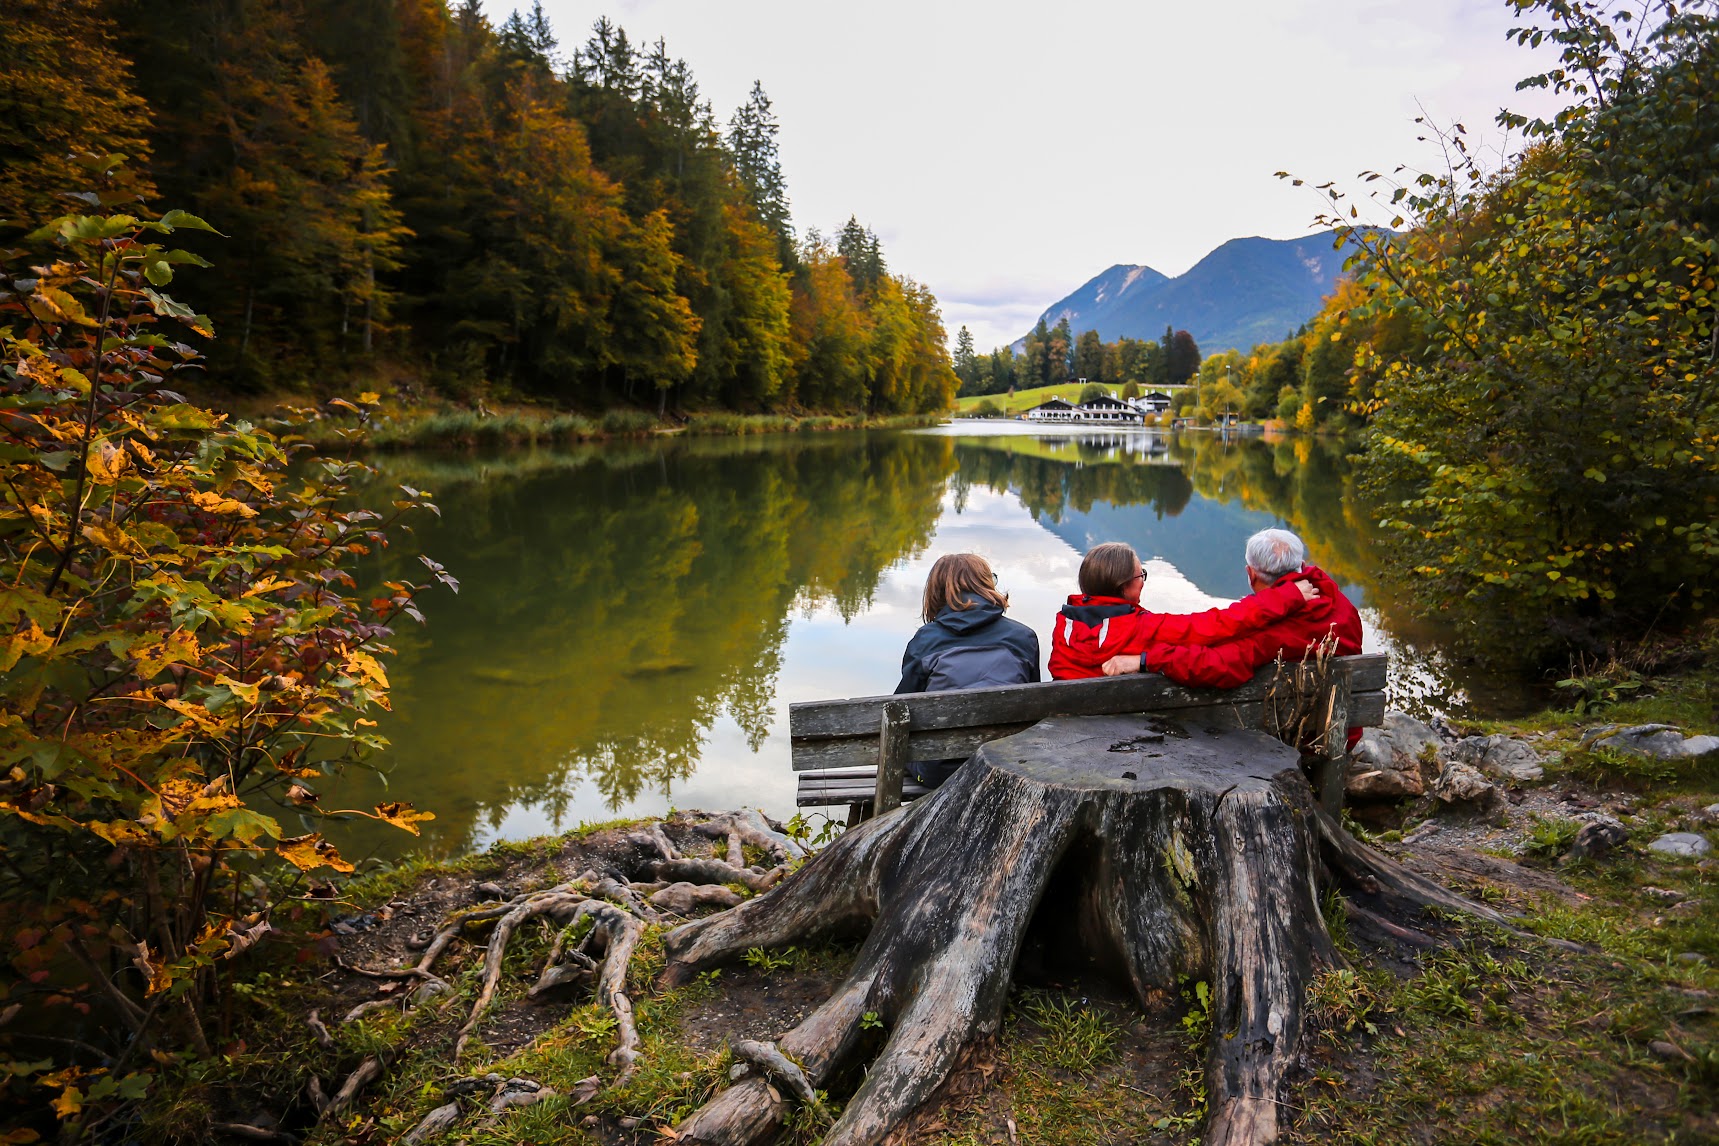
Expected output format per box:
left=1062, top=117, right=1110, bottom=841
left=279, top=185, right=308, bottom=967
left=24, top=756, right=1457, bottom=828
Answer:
left=1019, top=230, right=1358, bottom=354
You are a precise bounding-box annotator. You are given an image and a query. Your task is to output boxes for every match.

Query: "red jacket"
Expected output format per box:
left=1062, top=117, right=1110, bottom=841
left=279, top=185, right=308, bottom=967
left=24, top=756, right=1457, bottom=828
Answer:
left=1138, top=565, right=1363, bottom=689
left=1048, top=578, right=1312, bottom=680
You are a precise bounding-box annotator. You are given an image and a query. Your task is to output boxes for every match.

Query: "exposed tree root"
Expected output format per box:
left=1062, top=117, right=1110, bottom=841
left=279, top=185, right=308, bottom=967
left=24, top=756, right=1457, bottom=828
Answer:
left=661, top=717, right=1542, bottom=1146
left=315, top=1055, right=381, bottom=1126
left=330, top=812, right=789, bottom=1093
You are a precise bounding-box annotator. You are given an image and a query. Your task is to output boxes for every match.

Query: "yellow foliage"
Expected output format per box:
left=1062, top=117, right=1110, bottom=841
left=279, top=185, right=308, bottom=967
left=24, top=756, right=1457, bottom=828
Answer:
left=186, top=490, right=258, bottom=517
left=373, top=801, right=434, bottom=835
left=275, top=833, right=355, bottom=873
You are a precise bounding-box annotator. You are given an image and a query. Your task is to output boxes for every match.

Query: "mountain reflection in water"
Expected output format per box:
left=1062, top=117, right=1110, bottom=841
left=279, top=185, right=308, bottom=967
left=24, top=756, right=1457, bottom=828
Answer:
left=311, top=427, right=1530, bottom=860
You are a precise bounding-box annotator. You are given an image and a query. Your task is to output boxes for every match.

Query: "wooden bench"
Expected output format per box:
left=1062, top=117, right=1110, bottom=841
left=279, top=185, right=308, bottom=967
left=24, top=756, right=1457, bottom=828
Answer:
left=791, top=653, right=1386, bottom=822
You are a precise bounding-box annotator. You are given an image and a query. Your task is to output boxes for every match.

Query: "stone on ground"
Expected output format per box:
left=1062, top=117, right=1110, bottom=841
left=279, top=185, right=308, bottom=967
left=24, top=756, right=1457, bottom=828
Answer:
left=1647, top=832, right=1713, bottom=859
left=1594, top=724, right=1719, bottom=760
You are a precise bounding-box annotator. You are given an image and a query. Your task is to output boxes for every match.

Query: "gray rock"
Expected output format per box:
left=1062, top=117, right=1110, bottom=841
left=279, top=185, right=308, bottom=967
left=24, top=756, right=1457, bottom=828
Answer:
left=1595, top=724, right=1719, bottom=760
left=1350, top=728, right=1397, bottom=770
left=1647, top=832, right=1713, bottom=859
left=1580, top=724, right=1619, bottom=746
left=1432, top=761, right=1496, bottom=805
left=1441, top=734, right=1545, bottom=782
left=1641, top=886, right=1686, bottom=904
left=1564, top=816, right=1628, bottom=862
left=1692, top=803, right=1719, bottom=828
left=1382, top=711, right=1440, bottom=762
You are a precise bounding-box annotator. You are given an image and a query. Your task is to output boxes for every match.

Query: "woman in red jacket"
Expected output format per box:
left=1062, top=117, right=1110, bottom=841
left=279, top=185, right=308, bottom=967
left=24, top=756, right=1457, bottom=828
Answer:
left=1048, top=542, right=1318, bottom=680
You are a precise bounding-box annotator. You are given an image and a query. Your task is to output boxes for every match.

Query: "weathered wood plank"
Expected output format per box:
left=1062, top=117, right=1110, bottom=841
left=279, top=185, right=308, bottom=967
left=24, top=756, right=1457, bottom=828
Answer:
left=792, top=690, right=1385, bottom=771
left=797, top=782, right=932, bottom=807
left=871, top=702, right=910, bottom=818
left=789, top=654, right=1385, bottom=740
left=1316, top=666, right=1353, bottom=817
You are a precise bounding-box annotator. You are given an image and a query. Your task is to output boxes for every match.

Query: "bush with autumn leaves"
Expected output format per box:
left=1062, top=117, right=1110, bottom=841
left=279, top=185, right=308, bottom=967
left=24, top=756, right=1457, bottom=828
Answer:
left=0, top=175, right=448, bottom=1134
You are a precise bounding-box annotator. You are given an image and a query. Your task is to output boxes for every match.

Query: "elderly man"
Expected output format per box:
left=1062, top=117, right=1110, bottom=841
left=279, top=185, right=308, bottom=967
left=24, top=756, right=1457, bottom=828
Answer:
left=1101, top=527, right=1362, bottom=687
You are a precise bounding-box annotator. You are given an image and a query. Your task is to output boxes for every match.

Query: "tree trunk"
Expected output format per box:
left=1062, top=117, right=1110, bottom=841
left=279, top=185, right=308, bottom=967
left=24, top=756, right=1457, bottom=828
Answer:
left=661, top=715, right=1513, bottom=1146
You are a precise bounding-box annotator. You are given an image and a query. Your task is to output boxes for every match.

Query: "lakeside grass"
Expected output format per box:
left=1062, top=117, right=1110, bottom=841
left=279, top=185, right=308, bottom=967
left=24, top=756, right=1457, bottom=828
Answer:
left=272, top=405, right=944, bottom=452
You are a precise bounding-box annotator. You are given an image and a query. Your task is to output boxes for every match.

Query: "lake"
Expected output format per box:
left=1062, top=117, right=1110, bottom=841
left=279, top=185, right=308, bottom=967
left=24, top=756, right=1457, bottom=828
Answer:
left=316, top=423, right=1533, bottom=860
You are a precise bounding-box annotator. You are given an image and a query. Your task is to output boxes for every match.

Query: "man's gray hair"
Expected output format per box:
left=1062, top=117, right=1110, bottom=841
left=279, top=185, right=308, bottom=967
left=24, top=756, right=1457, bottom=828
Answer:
left=1245, top=528, right=1307, bottom=578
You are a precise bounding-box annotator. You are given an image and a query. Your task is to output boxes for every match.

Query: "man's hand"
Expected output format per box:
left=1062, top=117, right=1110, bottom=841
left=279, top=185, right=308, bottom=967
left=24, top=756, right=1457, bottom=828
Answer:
left=1101, top=654, right=1141, bottom=676
left=1295, top=579, right=1322, bottom=601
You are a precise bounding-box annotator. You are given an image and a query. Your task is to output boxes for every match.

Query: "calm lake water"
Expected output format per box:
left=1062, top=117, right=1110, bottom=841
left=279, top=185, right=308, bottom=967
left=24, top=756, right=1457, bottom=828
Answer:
left=316, top=424, right=1532, bottom=860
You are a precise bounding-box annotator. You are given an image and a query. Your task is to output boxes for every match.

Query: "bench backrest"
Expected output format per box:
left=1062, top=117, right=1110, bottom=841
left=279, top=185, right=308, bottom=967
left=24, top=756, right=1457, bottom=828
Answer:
left=789, top=653, right=1386, bottom=773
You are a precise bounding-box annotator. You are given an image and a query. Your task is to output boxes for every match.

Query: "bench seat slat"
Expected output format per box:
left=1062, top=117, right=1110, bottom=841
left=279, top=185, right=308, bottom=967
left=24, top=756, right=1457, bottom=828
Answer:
left=788, top=654, right=1385, bottom=741
left=791, top=689, right=1385, bottom=772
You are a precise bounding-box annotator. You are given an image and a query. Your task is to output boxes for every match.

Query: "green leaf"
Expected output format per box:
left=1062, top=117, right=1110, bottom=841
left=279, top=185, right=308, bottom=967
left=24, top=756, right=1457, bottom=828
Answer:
left=202, top=808, right=282, bottom=844
left=157, top=209, right=221, bottom=235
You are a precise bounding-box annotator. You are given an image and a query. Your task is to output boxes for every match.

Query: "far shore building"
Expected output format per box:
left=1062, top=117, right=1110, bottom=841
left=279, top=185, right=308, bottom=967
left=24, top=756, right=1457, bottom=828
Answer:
left=1071, top=395, right=1144, bottom=424
left=1129, top=390, right=1173, bottom=414
left=1023, top=394, right=1144, bottom=425
left=1024, top=397, right=1078, bottom=422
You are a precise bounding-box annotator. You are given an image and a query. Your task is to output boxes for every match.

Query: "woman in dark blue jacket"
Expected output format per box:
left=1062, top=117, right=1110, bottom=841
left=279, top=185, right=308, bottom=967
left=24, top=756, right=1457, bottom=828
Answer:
left=895, top=553, right=1040, bottom=786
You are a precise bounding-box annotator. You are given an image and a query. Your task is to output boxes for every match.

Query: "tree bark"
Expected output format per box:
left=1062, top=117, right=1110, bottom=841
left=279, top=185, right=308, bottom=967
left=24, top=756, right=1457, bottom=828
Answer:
left=662, top=714, right=1512, bottom=1146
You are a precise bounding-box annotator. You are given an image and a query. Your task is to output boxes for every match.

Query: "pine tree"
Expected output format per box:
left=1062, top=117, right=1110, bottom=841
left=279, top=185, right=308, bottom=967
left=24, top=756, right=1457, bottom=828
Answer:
left=728, top=80, right=794, bottom=265
left=953, top=326, right=978, bottom=391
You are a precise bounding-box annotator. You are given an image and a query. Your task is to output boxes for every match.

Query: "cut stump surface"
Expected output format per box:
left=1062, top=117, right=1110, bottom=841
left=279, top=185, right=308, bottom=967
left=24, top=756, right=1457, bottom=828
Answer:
left=663, top=715, right=1512, bottom=1146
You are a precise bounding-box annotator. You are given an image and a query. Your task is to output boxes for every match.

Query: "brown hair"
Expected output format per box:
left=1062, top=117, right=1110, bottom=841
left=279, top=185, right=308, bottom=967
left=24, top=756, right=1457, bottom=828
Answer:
left=1079, top=542, right=1143, bottom=598
left=921, top=553, right=1008, bottom=623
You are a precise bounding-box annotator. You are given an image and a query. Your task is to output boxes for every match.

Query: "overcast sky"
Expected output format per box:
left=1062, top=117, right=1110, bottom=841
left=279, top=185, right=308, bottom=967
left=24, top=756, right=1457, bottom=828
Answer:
left=522, top=0, right=1566, bottom=351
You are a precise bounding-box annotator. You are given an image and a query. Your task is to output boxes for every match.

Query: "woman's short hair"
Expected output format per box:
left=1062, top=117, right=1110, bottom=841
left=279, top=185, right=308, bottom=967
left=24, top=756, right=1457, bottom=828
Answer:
left=1079, top=542, right=1142, bottom=598
left=922, top=553, right=1007, bottom=623
left=1244, top=528, right=1306, bottom=578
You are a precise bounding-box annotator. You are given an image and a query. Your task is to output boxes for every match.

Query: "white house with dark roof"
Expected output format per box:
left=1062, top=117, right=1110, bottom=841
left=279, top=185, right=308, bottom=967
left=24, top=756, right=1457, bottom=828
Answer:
left=1025, top=397, right=1078, bottom=422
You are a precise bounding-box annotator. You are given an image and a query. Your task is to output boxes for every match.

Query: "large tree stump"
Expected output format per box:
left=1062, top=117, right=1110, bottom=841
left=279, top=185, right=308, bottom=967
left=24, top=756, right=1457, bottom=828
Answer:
left=661, top=715, right=1513, bottom=1146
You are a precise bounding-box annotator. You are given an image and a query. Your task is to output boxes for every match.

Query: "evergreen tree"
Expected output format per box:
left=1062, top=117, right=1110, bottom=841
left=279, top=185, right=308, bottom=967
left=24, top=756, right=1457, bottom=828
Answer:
left=1168, top=329, right=1201, bottom=384
left=1074, top=328, right=1104, bottom=382
left=728, top=80, right=794, bottom=264
left=836, top=215, right=885, bottom=294
left=952, top=325, right=978, bottom=391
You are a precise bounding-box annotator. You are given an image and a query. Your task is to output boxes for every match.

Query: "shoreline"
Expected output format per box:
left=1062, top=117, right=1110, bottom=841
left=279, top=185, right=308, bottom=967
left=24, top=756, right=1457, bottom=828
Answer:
left=269, top=407, right=946, bottom=453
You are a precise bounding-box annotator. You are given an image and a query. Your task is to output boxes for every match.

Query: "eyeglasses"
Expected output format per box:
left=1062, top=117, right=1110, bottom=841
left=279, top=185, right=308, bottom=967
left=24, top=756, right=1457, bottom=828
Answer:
left=1129, top=568, right=1147, bottom=583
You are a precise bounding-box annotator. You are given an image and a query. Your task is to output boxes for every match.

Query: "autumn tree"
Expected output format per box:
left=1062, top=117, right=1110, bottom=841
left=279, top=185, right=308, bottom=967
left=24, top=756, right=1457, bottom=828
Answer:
left=1324, top=0, right=1719, bottom=653
left=0, top=0, right=155, bottom=229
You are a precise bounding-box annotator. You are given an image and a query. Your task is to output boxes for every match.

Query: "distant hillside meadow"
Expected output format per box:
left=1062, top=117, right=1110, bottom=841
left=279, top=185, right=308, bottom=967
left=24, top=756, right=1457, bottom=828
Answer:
left=1020, top=230, right=1364, bottom=355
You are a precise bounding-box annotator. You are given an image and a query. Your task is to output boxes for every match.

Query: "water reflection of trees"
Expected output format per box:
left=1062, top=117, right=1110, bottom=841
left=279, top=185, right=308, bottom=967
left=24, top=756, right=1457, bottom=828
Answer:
left=333, top=434, right=955, bottom=855
left=953, top=439, right=1195, bottom=523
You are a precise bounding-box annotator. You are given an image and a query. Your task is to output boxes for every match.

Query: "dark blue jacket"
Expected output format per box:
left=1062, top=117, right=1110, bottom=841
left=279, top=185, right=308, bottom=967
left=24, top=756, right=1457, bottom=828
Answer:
left=895, top=595, right=1041, bottom=694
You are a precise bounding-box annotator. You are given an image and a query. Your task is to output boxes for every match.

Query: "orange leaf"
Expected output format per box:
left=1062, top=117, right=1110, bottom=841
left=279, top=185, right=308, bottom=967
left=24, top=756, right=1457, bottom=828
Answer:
left=275, top=833, right=354, bottom=874
left=374, top=801, right=434, bottom=835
